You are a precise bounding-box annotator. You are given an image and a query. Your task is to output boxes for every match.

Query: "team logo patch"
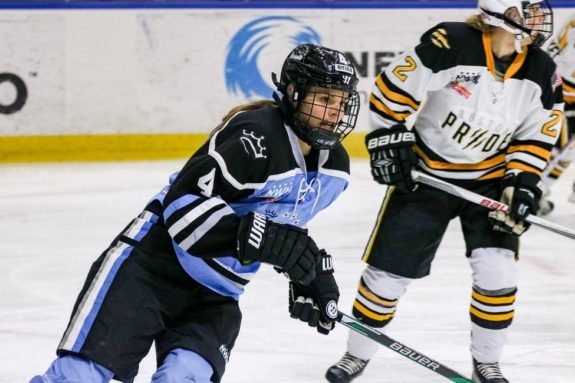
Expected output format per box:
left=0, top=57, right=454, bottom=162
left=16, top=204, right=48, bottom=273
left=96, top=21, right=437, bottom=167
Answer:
left=258, top=182, right=293, bottom=202
left=449, top=72, right=480, bottom=99
left=325, top=300, right=338, bottom=319
left=240, top=130, right=267, bottom=159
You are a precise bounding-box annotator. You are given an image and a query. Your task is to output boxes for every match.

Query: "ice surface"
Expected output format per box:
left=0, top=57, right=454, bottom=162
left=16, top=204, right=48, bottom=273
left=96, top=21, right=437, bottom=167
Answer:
left=1, top=160, right=573, bottom=382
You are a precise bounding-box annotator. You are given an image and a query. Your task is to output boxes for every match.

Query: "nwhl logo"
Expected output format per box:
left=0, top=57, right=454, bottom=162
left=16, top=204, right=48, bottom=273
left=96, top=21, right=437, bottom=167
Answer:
left=240, top=130, right=267, bottom=159
left=367, top=132, right=415, bottom=149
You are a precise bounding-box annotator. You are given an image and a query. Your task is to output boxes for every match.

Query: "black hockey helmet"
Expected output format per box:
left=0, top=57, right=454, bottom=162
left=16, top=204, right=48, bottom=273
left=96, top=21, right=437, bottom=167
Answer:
left=272, top=44, right=360, bottom=150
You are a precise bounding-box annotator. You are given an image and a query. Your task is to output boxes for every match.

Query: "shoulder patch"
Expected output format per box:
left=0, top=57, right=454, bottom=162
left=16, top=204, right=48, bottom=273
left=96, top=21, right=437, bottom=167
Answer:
left=240, top=129, right=267, bottom=159
left=430, top=28, right=451, bottom=49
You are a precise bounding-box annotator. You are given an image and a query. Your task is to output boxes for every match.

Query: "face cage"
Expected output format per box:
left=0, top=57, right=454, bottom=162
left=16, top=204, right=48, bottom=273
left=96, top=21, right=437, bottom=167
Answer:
left=522, top=1, right=553, bottom=47
left=292, top=86, right=360, bottom=150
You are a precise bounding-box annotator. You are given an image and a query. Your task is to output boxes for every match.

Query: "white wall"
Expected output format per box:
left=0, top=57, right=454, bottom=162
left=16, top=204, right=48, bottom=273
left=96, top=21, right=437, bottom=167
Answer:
left=0, top=7, right=573, bottom=136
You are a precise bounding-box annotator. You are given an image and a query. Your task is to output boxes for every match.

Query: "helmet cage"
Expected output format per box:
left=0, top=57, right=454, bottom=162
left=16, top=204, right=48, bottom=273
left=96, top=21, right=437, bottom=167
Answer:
left=480, top=0, right=553, bottom=49
left=292, top=82, right=360, bottom=150
left=273, top=44, right=360, bottom=150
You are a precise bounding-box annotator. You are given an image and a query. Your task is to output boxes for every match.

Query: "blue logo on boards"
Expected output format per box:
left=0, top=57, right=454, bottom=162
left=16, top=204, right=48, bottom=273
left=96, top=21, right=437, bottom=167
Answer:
left=225, top=16, right=322, bottom=100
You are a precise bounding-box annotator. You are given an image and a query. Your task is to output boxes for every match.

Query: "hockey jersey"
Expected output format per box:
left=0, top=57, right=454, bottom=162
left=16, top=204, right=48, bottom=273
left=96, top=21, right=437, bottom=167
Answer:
left=548, top=14, right=575, bottom=147
left=121, top=104, right=350, bottom=300
left=370, top=22, right=564, bottom=181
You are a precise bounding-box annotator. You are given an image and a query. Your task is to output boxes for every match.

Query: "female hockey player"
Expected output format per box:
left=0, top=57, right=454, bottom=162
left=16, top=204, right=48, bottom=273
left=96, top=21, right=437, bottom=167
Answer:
left=537, top=13, right=575, bottom=215
left=326, top=1, right=562, bottom=383
left=31, top=43, right=360, bottom=383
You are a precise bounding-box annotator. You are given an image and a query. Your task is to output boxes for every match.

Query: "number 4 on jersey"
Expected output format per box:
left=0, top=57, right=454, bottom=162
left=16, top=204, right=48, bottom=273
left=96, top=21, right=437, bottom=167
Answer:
left=198, top=168, right=216, bottom=197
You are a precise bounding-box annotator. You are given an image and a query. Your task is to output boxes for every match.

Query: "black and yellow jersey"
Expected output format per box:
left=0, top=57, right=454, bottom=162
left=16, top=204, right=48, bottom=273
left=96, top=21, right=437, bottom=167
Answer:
left=370, top=22, right=564, bottom=181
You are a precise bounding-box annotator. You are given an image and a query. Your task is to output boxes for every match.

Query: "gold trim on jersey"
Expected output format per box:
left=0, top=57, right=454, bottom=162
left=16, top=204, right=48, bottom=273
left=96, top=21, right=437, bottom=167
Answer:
left=415, top=145, right=506, bottom=171
left=562, top=81, right=575, bottom=94
left=375, top=75, right=420, bottom=111
left=482, top=33, right=528, bottom=80
left=506, top=144, right=552, bottom=161
left=478, top=168, right=505, bottom=180
left=362, top=187, right=394, bottom=262
left=506, top=160, right=541, bottom=174
left=370, top=93, right=410, bottom=122
left=558, top=20, right=575, bottom=50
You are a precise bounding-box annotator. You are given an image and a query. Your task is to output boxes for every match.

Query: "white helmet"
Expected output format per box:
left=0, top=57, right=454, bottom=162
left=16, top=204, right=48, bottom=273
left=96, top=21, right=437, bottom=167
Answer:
left=478, top=0, right=553, bottom=52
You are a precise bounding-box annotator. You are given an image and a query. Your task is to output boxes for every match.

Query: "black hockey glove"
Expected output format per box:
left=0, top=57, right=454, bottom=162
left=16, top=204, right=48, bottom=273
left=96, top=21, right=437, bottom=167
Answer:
left=365, top=124, right=417, bottom=192
left=237, top=212, right=319, bottom=285
left=289, top=250, right=339, bottom=335
left=488, top=172, right=544, bottom=236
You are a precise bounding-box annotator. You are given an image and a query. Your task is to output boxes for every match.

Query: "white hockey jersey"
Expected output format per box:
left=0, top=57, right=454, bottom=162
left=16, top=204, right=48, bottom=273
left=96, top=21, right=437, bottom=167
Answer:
left=549, top=14, right=575, bottom=107
left=548, top=14, right=575, bottom=149
left=370, top=22, right=564, bottom=181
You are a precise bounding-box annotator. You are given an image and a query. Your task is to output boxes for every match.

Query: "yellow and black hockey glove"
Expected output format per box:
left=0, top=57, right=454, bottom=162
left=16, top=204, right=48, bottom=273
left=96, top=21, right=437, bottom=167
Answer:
left=489, top=172, right=544, bottom=236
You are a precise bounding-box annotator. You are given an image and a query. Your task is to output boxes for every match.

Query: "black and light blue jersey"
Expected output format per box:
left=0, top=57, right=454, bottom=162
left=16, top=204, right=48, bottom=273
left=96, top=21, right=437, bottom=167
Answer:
left=134, top=105, right=350, bottom=300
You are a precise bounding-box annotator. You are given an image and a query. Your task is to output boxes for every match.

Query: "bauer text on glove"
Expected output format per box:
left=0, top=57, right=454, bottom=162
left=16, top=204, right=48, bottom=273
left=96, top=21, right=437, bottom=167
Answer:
left=365, top=124, right=417, bottom=192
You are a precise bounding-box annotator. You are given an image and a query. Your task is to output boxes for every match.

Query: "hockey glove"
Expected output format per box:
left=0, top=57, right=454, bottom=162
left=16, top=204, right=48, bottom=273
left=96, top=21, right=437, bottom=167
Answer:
left=289, top=250, right=339, bottom=335
left=365, top=124, right=418, bottom=192
left=237, top=212, right=319, bottom=285
left=488, top=172, right=544, bottom=236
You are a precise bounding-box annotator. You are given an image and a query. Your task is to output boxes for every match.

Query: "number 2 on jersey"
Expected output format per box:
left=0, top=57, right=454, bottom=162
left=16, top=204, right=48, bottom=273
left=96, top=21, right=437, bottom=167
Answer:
left=392, top=56, right=417, bottom=82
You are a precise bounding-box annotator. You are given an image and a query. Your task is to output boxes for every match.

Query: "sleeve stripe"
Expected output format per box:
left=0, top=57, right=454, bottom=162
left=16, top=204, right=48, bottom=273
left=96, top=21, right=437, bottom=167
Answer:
left=506, top=160, right=542, bottom=174
left=562, top=78, right=575, bottom=93
left=375, top=75, right=420, bottom=110
left=178, top=205, right=235, bottom=250
left=164, top=194, right=200, bottom=221
left=506, top=152, right=548, bottom=170
left=369, top=94, right=410, bottom=121
left=506, top=144, right=552, bottom=161
left=168, top=198, right=226, bottom=238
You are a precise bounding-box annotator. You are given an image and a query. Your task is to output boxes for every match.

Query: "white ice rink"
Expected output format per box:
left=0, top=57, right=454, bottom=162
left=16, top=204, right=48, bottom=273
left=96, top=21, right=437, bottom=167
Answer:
left=1, top=160, right=574, bottom=382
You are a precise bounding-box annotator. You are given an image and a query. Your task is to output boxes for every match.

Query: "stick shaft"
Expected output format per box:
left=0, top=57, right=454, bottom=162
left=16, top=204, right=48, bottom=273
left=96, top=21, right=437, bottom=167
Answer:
left=337, top=312, right=474, bottom=383
left=412, top=171, right=575, bottom=240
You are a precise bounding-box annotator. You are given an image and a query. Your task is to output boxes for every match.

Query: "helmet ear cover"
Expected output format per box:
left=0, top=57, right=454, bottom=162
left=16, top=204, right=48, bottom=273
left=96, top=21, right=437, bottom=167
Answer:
left=272, top=44, right=361, bottom=150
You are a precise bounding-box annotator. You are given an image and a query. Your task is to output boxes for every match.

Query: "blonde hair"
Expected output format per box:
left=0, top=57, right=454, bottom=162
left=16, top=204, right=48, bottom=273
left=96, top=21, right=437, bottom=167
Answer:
left=466, top=14, right=496, bottom=33
left=210, top=100, right=277, bottom=137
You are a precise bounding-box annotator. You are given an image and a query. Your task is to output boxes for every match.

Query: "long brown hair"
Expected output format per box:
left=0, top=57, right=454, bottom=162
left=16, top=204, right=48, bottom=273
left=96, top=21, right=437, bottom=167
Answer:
left=466, top=14, right=496, bottom=33
left=210, top=100, right=277, bottom=137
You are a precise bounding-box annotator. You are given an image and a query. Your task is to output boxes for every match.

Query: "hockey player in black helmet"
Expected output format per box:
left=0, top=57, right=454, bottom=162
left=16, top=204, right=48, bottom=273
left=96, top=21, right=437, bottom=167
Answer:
left=272, top=43, right=360, bottom=150
left=31, top=44, right=359, bottom=383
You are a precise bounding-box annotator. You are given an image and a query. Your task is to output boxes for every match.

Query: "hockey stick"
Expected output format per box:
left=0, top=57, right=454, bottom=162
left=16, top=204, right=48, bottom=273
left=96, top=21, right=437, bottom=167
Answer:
left=412, top=170, right=575, bottom=240
left=336, top=312, right=474, bottom=383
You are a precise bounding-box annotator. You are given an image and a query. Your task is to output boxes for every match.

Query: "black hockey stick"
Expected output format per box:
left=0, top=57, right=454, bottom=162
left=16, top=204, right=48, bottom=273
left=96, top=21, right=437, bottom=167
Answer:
left=336, top=312, right=474, bottom=383
left=412, top=170, right=575, bottom=240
